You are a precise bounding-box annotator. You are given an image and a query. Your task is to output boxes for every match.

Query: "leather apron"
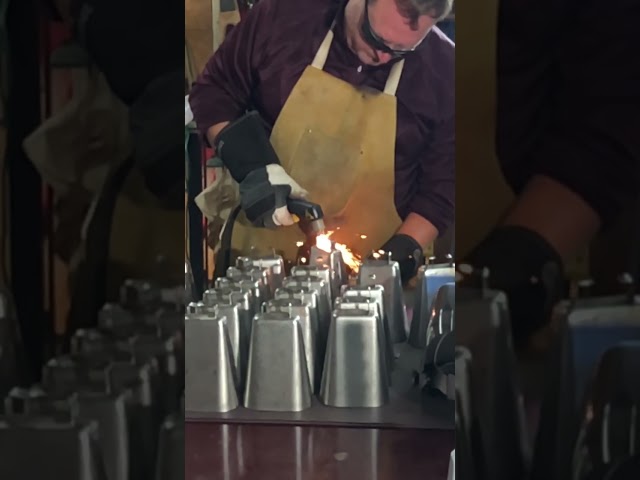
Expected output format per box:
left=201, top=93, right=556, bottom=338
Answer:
left=229, top=26, right=406, bottom=261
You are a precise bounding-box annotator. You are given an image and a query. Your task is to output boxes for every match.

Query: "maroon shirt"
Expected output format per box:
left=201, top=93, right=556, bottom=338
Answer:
left=189, top=0, right=455, bottom=235
left=497, top=0, right=640, bottom=225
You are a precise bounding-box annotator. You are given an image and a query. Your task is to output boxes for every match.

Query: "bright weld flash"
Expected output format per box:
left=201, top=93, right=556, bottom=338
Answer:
left=315, top=232, right=362, bottom=272
left=316, top=234, right=332, bottom=252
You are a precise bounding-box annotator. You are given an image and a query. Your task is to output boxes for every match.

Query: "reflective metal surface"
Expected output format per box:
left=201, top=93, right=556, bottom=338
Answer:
left=309, top=246, right=347, bottom=299
left=203, top=287, right=252, bottom=313
left=212, top=303, right=250, bottom=386
left=217, top=279, right=263, bottom=314
left=282, top=276, right=332, bottom=350
left=244, top=312, right=312, bottom=412
left=448, top=450, right=455, bottom=480
left=237, top=254, right=285, bottom=295
left=358, top=260, right=407, bottom=342
left=333, top=296, right=393, bottom=385
left=185, top=313, right=239, bottom=413
left=185, top=266, right=455, bottom=429
left=422, top=283, right=456, bottom=381
left=265, top=298, right=320, bottom=393
left=223, top=266, right=271, bottom=307
left=291, top=265, right=335, bottom=302
left=320, top=308, right=389, bottom=408
left=409, top=263, right=455, bottom=348
left=204, top=286, right=256, bottom=322
left=186, top=301, right=203, bottom=314
left=341, top=285, right=397, bottom=359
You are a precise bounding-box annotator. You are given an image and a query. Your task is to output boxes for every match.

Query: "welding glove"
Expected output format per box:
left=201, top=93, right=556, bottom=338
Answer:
left=460, top=225, right=565, bottom=348
left=215, top=111, right=308, bottom=228
left=376, top=234, right=425, bottom=285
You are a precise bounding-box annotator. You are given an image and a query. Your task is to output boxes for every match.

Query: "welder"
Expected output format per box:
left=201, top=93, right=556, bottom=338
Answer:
left=189, top=0, right=455, bottom=284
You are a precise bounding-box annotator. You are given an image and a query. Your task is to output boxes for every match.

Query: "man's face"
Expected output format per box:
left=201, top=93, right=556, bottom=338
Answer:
left=351, top=0, right=436, bottom=65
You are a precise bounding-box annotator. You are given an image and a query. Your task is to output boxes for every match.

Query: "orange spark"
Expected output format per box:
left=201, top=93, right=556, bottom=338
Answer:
left=315, top=231, right=362, bottom=272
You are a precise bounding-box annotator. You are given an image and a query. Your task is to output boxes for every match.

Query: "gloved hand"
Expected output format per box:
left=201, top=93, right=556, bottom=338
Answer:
left=376, top=234, right=425, bottom=284
left=460, top=225, right=566, bottom=348
left=215, top=111, right=308, bottom=228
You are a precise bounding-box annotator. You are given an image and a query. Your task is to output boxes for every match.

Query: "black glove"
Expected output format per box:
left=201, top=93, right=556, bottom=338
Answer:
left=376, top=234, right=425, bottom=284
left=215, top=112, right=308, bottom=227
left=461, top=225, right=566, bottom=347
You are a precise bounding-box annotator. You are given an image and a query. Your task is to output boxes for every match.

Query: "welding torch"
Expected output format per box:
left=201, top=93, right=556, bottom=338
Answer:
left=287, top=198, right=326, bottom=239
left=214, top=197, right=326, bottom=278
left=287, top=198, right=327, bottom=263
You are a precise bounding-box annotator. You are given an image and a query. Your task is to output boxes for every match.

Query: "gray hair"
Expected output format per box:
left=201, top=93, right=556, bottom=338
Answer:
left=393, top=0, right=454, bottom=27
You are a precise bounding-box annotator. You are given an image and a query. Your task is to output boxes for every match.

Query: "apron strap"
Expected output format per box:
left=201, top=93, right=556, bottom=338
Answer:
left=311, top=27, right=406, bottom=97
left=311, top=29, right=335, bottom=69
left=383, top=59, right=404, bottom=96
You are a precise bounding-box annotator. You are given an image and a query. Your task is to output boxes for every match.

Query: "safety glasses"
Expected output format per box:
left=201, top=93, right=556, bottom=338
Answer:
left=359, top=0, right=426, bottom=58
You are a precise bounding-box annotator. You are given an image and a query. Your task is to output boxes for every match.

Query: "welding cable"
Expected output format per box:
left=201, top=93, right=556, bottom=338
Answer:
left=213, top=203, right=243, bottom=280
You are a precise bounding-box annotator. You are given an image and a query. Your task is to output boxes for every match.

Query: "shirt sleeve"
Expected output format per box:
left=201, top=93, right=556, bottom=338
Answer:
left=188, top=0, right=277, bottom=138
left=511, top=0, right=640, bottom=225
left=410, top=111, right=456, bottom=235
